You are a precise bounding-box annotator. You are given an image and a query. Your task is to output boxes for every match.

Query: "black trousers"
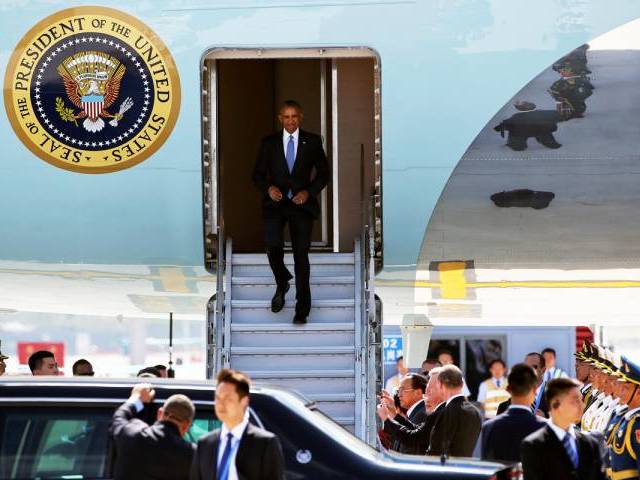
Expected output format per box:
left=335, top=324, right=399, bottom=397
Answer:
left=263, top=200, right=314, bottom=316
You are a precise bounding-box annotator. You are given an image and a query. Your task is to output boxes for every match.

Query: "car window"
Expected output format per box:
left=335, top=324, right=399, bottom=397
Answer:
left=184, top=415, right=221, bottom=443
left=0, top=406, right=111, bottom=480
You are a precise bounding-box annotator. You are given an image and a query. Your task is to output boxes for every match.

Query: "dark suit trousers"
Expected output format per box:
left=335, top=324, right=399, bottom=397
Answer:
left=264, top=199, right=314, bottom=316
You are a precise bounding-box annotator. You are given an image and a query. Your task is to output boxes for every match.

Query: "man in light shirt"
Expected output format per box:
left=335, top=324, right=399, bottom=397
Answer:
left=190, top=369, right=284, bottom=480
left=477, top=359, right=510, bottom=419
left=384, top=355, right=409, bottom=393
left=542, top=348, right=568, bottom=382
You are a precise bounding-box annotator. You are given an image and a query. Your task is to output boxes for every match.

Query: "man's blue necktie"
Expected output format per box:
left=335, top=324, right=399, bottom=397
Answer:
left=562, top=433, right=579, bottom=470
left=217, top=432, right=235, bottom=480
left=286, top=135, right=295, bottom=198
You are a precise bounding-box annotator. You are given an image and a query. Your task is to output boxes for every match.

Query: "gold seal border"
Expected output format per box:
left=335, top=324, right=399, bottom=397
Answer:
left=3, top=5, right=181, bottom=174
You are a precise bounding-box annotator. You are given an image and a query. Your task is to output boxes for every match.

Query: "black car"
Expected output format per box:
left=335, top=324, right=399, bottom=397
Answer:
left=0, top=377, right=515, bottom=479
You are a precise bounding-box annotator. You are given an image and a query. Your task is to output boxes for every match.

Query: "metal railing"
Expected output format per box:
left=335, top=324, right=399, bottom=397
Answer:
left=359, top=188, right=383, bottom=445
left=206, top=225, right=226, bottom=379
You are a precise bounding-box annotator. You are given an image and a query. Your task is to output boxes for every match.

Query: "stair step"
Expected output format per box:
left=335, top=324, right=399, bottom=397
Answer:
left=231, top=299, right=355, bottom=309
left=231, top=304, right=355, bottom=324
left=232, top=253, right=354, bottom=265
left=231, top=329, right=354, bottom=348
left=231, top=323, right=354, bottom=332
left=232, top=275, right=354, bottom=285
left=232, top=283, right=354, bottom=301
left=232, top=264, right=354, bottom=276
left=230, top=347, right=355, bottom=370
left=247, top=369, right=355, bottom=378
left=231, top=346, right=355, bottom=355
left=249, top=376, right=355, bottom=395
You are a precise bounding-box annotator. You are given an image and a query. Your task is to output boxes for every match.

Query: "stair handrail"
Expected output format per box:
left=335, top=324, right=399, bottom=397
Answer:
left=360, top=187, right=382, bottom=446
left=206, top=224, right=226, bottom=378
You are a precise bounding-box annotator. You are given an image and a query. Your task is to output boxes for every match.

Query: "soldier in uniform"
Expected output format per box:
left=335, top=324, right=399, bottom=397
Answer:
left=493, top=101, right=562, bottom=151
left=548, top=62, right=594, bottom=120
left=607, top=356, right=640, bottom=480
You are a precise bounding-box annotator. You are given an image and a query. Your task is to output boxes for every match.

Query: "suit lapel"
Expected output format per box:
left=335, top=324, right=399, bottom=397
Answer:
left=235, top=423, right=253, bottom=479
left=209, top=430, right=221, bottom=478
left=544, top=426, right=576, bottom=473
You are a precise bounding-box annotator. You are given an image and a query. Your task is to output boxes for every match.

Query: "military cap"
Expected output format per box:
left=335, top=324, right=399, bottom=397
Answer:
left=574, top=340, right=590, bottom=361
left=514, top=100, right=536, bottom=112
left=619, top=356, right=640, bottom=386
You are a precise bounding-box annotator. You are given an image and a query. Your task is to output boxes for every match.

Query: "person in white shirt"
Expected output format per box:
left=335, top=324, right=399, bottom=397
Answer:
left=542, top=348, right=568, bottom=382
left=477, top=359, right=510, bottom=419
left=190, top=369, right=284, bottom=480
left=384, top=355, right=409, bottom=392
left=437, top=349, right=471, bottom=397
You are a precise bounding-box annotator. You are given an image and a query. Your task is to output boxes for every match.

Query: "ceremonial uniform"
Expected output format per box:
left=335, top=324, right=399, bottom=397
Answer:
left=608, top=407, right=640, bottom=480
left=549, top=76, right=593, bottom=120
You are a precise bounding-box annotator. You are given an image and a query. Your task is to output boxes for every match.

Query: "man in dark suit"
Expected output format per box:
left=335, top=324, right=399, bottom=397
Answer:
left=253, top=100, right=329, bottom=324
left=427, top=364, right=482, bottom=457
left=379, top=373, right=428, bottom=454
left=109, top=383, right=195, bottom=480
left=521, top=378, right=606, bottom=480
left=378, top=368, right=446, bottom=455
left=190, top=369, right=284, bottom=480
left=481, top=363, right=547, bottom=462
left=497, top=352, right=549, bottom=417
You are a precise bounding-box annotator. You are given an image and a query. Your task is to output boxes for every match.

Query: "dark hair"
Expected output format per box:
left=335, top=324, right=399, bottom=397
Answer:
left=507, top=363, right=538, bottom=396
left=28, top=350, right=54, bottom=373
left=163, top=394, right=195, bottom=423
left=153, top=364, right=167, bottom=372
left=438, top=349, right=454, bottom=359
left=488, top=359, right=506, bottom=370
left=72, top=359, right=94, bottom=376
left=541, top=348, right=557, bottom=358
left=280, top=99, right=303, bottom=112
left=137, top=366, right=161, bottom=378
left=405, top=373, right=428, bottom=393
left=545, top=377, right=581, bottom=408
left=437, top=364, right=464, bottom=389
left=216, top=368, right=251, bottom=399
left=396, top=355, right=404, bottom=363
left=422, top=358, right=440, bottom=366
left=526, top=352, right=546, bottom=368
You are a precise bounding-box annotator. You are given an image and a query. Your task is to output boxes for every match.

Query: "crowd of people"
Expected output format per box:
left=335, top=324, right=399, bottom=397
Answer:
left=379, top=342, right=640, bottom=479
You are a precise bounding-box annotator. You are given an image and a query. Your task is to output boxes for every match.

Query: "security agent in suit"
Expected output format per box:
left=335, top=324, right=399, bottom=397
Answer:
left=109, top=383, right=195, bottom=480
left=190, top=369, right=284, bottom=480
left=497, top=351, right=550, bottom=418
left=521, top=378, right=606, bottom=480
left=481, top=363, right=547, bottom=462
left=253, top=100, right=329, bottom=324
left=378, top=368, right=447, bottom=455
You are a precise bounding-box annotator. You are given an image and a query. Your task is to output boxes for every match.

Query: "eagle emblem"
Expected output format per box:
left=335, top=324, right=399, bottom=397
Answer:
left=55, top=51, right=133, bottom=132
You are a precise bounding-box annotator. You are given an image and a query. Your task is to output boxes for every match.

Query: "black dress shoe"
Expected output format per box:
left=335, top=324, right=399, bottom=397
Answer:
left=293, top=313, right=307, bottom=324
left=271, top=283, right=289, bottom=313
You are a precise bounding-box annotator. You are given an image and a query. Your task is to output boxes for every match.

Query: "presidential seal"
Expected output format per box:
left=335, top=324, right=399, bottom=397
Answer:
left=3, top=6, right=180, bottom=173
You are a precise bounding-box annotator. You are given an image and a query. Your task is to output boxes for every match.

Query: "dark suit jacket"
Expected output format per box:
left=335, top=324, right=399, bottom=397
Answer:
left=427, top=396, right=482, bottom=458
left=388, top=399, right=429, bottom=454
left=190, top=423, right=285, bottom=480
left=521, top=425, right=606, bottom=480
left=497, top=395, right=549, bottom=418
left=480, top=407, right=547, bottom=462
left=383, top=402, right=445, bottom=455
left=253, top=129, right=329, bottom=218
left=109, top=402, right=194, bottom=480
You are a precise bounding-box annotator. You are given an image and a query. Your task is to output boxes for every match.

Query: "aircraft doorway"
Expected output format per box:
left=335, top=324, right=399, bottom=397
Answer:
left=202, top=48, right=382, bottom=267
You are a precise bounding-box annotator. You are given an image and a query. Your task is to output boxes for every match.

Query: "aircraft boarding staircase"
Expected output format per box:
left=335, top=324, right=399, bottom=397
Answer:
left=206, top=210, right=382, bottom=444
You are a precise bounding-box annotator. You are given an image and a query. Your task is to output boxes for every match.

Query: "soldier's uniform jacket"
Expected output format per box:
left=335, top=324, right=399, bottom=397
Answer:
left=608, top=406, right=640, bottom=480
left=605, top=404, right=629, bottom=478
left=584, top=391, right=607, bottom=432
left=594, top=397, right=621, bottom=434
left=549, top=76, right=594, bottom=103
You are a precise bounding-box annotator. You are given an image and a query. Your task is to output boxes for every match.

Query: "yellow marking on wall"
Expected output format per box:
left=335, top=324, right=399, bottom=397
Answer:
left=437, top=262, right=468, bottom=299
left=157, top=267, right=191, bottom=293
left=377, top=279, right=640, bottom=289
